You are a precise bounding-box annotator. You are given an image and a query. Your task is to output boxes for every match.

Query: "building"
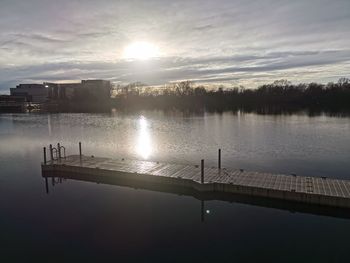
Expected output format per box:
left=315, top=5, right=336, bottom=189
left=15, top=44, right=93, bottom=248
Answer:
left=0, top=95, right=27, bottom=103
left=0, top=95, right=28, bottom=112
left=10, top=84, right=48, bottom=103
left=9, top=79, right=112, bottom=103
left=81, top=79, right=112, bottom=100
left=45, top=82, right=81, bottom=100
left=45, top=80, right=111, bottom=101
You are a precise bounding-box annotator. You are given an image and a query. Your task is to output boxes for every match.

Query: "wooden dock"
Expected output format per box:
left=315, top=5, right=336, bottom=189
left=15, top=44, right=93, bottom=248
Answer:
left=41, top=152, right=350, bottom=209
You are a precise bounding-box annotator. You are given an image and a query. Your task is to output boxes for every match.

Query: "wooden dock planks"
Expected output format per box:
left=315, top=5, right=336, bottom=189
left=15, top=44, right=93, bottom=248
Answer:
left=42, top=155, right=350, bottom=208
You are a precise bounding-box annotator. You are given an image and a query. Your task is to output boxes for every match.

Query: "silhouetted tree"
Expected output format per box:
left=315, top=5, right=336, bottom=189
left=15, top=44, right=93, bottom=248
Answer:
left=107, top=78, right=350, bottom=114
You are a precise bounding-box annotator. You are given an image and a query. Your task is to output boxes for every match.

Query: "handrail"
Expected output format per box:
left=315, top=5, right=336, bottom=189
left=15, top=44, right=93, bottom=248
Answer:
left=51, top=147, right=59, bottom=160
left=59, top=146, right=66, bottom=159
left=47, top=143, right=67, bottom=163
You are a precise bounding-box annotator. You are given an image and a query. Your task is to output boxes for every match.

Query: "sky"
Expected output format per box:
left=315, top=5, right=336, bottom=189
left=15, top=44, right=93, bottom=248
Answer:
left=0, top=0, right=350, bottom=92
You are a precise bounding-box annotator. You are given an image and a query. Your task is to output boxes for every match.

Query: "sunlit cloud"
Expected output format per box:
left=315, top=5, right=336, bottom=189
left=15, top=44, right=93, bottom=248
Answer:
left=123, top=41, right=160, bottom=60
left=0, top=0, right=350, bottom=91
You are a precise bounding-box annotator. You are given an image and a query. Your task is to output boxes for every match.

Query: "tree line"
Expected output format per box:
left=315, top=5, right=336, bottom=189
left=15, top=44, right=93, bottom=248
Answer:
left=110, top=78, right=350, bottom=114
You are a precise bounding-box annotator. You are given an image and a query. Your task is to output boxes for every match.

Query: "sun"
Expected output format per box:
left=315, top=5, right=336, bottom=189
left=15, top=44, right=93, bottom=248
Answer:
left=123, top=41, right=159, bottom=60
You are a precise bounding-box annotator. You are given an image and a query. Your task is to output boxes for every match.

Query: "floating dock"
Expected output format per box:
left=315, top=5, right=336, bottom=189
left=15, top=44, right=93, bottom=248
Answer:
left=41, top=144, right=350, bottom=209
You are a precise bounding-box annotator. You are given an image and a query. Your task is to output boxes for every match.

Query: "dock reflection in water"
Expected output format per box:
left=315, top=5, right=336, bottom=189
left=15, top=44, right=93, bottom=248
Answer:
left=42, top=169, right=350, bottom=221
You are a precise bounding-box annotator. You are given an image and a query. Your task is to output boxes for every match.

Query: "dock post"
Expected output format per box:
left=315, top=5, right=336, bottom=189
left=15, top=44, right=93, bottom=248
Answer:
left=57, top=143, right=61, bottom=159
left=201, top=159, right=204, bottom=184
left=201, top=200, right=205, bottom=222
left=218, top=148, right=221, bottom=169
left=49, top=144, right=53, bottom=162
left=45, top=177, right=49, bottom=194
left=43, top=147, right=47, bottom=164
left=79, top=142, right=82, bottom=158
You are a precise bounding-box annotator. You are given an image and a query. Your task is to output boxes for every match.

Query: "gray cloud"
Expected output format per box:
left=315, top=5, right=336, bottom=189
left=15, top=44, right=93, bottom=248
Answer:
left=0, top=0, right=350, bottom=92
left=1, top=49, right=349, bottom=91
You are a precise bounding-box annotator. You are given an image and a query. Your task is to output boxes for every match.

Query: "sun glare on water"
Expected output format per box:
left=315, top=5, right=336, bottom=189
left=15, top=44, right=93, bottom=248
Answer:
left=123, top=41, right=159, bottom=60
left=136, top=116, right=152, bottom=159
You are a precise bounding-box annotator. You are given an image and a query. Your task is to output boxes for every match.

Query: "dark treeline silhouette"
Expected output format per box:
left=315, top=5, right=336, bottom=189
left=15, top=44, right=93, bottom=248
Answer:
left=110, top=78, right=350, bottom=114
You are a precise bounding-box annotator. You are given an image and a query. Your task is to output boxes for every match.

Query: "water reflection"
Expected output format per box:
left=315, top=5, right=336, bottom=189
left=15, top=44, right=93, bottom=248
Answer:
left=136, top=115, right=152, bottom=159
left=41, top=170, right=350, bottom=220
left=42, top=171, right=212, bottom=222
left=47, top=114, right=52, bottom=136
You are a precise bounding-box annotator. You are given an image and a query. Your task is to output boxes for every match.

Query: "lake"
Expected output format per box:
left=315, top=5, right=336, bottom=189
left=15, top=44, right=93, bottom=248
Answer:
left=1, top=111, right=350, bottom=262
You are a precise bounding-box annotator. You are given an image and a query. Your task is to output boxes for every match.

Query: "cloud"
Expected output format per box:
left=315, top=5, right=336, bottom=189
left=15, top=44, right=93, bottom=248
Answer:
left=1, top=49, right=350, bottom=92
left=0, top=0, right=350, bottom=92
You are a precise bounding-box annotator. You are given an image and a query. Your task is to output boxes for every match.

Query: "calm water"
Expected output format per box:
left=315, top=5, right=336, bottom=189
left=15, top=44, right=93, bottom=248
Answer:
left=1, top=111, right=350, bottom=262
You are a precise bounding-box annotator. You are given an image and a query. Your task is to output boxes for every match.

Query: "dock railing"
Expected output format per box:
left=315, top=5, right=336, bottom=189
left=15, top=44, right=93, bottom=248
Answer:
left=44, top=142, right=68, bottom=164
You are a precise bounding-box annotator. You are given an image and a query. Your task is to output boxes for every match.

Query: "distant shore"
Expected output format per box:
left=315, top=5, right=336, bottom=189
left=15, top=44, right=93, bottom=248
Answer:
left=1, top=79, right=350, bottom=115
